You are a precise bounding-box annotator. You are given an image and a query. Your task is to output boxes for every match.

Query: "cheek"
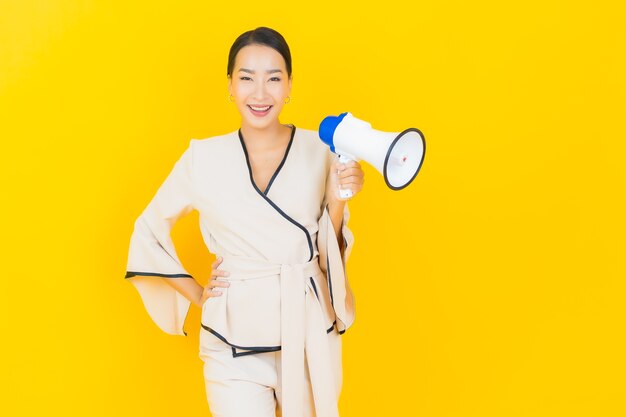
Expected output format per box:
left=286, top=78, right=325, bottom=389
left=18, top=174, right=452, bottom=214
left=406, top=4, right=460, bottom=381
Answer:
left=268, top=82, right=288, bottom=95
left=233, top=82, right=253, bottom=97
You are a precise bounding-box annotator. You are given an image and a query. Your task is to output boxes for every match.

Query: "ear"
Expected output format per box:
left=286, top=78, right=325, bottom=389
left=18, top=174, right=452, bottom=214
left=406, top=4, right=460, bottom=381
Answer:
left=287, top=75, right=292, bottom=95
left=227, top=76, right=232, bottom=94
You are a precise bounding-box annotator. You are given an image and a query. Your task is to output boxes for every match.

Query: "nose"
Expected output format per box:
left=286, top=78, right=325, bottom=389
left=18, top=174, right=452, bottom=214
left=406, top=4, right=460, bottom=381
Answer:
left=252, top=80, right=267, bottom=100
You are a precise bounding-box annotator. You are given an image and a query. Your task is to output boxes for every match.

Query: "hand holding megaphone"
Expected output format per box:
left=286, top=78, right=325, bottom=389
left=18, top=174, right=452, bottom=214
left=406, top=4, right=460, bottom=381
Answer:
left=319, top=112, right=426, bottom=198
left=328, top=157, right=364, bottom=201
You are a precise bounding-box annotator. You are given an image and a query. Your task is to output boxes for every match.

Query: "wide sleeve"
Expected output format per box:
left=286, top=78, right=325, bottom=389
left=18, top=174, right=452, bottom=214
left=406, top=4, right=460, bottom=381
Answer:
left=317, top=151, right=357, bottom=334
left=317, top=203, right=355, bottom=334
left=124, top=140, right=197, bottom=336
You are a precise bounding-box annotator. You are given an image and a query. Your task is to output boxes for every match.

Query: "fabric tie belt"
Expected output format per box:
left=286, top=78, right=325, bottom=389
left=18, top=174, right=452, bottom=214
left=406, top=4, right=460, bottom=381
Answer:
left=212, top=254, right=341, bottom=417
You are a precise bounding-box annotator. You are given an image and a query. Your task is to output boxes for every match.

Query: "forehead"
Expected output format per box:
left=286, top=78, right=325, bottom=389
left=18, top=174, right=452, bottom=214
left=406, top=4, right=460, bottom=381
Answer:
left=234, top=44, right=286, bottom=71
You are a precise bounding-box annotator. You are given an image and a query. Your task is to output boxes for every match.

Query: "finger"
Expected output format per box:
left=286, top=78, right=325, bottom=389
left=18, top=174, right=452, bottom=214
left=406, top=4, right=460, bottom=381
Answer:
left=338, top=160, right=358, bottom=169
left=200, top=291, right=209, bottom=305
left=338, top=178, right=364, bottom=187
left=337, top=176, right=363, bottom=187
left=337, top=167, right=364, bottom=178
left=210, top=279, right=230, bottom=288
left=211, top=256, right=223, bottom=268
left=211, top=269, right=231, bottom=278
left=205, top=285, right=223, bottom=295
left=333, top=162, right=347, bottom=173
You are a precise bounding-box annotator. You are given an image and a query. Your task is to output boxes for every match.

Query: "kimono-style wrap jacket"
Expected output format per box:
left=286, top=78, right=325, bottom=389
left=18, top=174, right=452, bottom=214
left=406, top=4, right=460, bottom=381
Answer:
left=124, top=125, right=356, bottom=417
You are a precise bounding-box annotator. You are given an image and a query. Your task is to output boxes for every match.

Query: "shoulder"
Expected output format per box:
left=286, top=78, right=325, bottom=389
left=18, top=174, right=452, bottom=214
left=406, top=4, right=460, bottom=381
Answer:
left=295, top=126, right=335, bottom=164
left=295, top=126, right=320, bottom=145
left=186, top=129, right=240, bottom=159
left=190, top=129, right=238, bottom=149
left=296, top=128, right=333, bottom=155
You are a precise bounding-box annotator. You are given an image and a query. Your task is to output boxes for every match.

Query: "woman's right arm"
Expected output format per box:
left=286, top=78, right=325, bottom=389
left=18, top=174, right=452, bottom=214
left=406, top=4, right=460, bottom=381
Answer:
left=124, top=140, right=232, bottom=334
left=163, top=256, right=230, bottom=308
left=124, top=141, right=200, bottom=335
left=162, top=276, right=204, bottom=308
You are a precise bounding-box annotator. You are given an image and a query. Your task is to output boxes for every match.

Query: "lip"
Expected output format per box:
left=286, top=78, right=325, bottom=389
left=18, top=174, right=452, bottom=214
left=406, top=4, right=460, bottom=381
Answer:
left=247, top=104, right=273, bottom=117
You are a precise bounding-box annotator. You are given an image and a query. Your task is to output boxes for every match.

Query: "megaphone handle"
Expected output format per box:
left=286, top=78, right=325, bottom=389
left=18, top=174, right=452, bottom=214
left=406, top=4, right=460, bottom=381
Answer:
left=337, top=154, right=354, bottom=199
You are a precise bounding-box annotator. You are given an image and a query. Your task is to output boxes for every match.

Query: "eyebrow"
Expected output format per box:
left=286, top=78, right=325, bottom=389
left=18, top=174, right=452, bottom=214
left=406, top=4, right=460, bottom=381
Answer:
left=238, top=68, right=283, bottom=74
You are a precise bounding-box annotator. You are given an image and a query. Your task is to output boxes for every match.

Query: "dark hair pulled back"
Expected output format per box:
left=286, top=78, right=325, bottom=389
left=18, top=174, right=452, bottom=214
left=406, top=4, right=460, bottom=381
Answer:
left=227, top=27, right=292, bottom=78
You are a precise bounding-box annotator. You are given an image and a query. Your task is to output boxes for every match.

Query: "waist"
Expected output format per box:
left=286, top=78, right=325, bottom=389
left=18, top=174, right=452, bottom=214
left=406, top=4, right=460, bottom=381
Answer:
left=216, top=254, right=323, bottom=281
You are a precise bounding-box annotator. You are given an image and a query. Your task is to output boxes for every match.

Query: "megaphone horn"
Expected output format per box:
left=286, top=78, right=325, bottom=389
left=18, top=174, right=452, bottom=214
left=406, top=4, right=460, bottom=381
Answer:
left=319, top=112, right=426, bottom=197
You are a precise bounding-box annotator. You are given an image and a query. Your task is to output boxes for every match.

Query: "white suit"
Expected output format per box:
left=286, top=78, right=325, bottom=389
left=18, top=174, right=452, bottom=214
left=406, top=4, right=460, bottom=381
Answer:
left=125, top=125, right=356, bottom=417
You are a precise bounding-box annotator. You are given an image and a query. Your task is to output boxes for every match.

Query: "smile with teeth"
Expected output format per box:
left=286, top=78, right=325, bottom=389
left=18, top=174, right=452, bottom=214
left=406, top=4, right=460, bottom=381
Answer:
left=248, top=104, right=272, bottom=112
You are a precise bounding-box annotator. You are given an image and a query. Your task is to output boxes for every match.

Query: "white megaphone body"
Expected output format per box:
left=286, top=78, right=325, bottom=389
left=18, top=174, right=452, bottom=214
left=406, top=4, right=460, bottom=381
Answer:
left=318, top=112, right=426, bottom=198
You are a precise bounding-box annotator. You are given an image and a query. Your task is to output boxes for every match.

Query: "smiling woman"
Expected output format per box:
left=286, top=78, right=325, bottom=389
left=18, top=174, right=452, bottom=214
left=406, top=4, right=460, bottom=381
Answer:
left=124, top=26, right=365, bottom=417
left=228, top=42, right=292, bottom=135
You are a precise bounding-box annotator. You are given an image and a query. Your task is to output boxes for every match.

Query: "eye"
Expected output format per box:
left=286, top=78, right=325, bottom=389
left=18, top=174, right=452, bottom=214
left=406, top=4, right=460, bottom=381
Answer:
left=269, top=77, right=281, bottom=81
left=239, top=76, right=252, bottom=81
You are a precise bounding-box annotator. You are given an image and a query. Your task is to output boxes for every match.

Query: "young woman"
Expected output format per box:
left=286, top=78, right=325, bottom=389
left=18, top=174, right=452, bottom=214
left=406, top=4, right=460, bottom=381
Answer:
left=125, top=26, right=364, bottom=417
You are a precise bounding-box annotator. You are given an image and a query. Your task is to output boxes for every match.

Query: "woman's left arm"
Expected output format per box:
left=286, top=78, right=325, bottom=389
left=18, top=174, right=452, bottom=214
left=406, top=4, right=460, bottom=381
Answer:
left=325, top=159, right=365, bottom=252
left=326, top=200, right=347, bottom=256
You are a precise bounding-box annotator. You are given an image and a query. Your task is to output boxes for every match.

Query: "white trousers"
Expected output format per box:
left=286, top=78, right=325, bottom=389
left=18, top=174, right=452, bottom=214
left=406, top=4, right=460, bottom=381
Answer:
left=198, top=328, right=343, bottom=417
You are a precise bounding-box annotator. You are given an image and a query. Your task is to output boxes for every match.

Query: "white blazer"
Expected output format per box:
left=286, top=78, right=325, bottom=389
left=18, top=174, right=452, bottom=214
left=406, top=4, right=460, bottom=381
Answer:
left=125, top=125, right=356, bottom=417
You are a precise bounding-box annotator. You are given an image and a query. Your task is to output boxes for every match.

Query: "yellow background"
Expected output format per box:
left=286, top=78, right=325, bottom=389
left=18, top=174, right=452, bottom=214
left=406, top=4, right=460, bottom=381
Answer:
left=1, top=1, right=625, bottom=416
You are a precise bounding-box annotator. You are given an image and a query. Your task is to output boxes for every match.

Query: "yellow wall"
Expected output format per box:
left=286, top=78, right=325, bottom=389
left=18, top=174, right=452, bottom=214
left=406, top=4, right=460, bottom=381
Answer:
left=1, top=1, right=624, bottom=416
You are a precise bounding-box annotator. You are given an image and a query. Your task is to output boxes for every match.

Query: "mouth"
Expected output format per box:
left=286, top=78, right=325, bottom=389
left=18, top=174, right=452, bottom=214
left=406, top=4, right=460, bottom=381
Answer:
left=247, top=104, right=273, bottom=117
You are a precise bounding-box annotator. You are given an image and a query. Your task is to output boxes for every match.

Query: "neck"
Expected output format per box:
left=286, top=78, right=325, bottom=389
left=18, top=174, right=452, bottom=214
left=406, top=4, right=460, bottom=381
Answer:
left=240, top=120, right=291, bottom=151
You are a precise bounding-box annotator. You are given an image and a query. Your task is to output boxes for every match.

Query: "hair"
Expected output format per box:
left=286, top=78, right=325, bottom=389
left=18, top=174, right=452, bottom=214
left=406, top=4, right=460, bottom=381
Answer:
left=227, top=27, right=292, bottom=78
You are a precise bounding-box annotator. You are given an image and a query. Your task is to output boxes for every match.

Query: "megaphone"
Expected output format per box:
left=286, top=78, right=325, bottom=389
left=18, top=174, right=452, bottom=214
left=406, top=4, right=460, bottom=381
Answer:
left=319, top=112, right=426, bottom=198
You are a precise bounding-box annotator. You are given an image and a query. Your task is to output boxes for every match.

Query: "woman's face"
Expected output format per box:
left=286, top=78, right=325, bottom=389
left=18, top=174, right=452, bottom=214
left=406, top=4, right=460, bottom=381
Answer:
left=228, top=44, right=292, bottom=130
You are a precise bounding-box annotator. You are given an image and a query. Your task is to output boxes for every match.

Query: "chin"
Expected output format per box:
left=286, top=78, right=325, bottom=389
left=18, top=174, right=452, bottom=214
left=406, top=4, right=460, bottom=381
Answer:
left=244, top=116, right=278, bottom=129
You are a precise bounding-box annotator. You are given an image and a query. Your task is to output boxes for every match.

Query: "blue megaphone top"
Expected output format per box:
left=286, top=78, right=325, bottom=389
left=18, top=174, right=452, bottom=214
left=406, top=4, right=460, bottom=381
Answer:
left=318, top=112, right=348, bottom=153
